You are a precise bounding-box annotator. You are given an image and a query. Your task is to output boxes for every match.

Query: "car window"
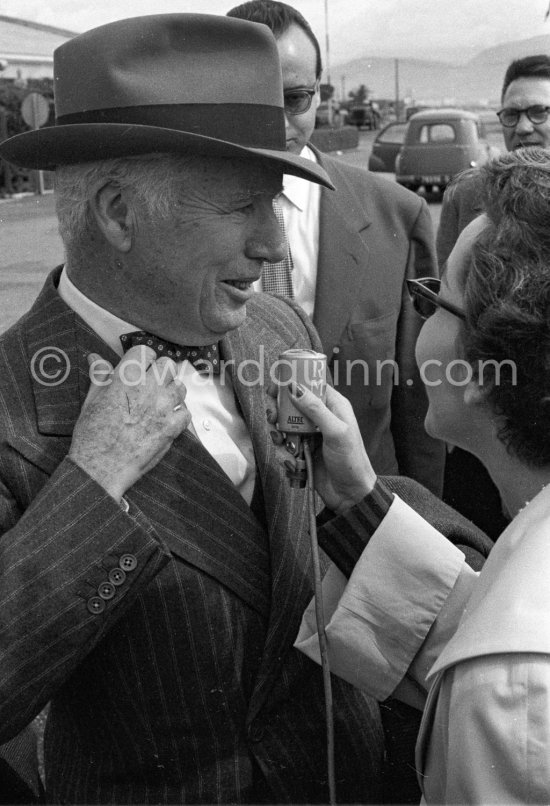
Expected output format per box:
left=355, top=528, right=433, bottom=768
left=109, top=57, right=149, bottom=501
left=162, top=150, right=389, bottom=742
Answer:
left=377, top=123, right=408, bottom=144
left=418, top=123, right=456, bottom=143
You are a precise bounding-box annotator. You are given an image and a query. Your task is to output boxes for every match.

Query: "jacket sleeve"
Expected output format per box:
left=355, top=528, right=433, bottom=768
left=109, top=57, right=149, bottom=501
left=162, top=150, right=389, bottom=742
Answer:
left=296, top=493, right=477, bottom=705
left=391, top=197, right=446, bottom=496
left=317, top=475, right=493, bottom=576
left=435, top=184, right=461, bottom=268
left=0, top=455, right=170, bottom=742
left=436, top=168, right=484, bottom=270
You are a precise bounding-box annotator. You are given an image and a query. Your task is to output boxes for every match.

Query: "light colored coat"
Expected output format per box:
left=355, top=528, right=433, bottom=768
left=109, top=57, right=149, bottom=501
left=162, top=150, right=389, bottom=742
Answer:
left=298, top=484, right=550, bottom=803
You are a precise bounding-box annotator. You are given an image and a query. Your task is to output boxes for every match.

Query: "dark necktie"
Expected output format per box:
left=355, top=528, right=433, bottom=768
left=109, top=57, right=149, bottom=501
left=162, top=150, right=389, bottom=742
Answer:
left=120, top=331, right=220, bottom=374
left=261, top=196, right=294, bottom=298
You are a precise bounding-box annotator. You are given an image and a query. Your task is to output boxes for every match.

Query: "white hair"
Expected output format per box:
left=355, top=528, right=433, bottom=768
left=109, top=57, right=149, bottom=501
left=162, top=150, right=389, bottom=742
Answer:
left=54, top=152, right=195, bottom=259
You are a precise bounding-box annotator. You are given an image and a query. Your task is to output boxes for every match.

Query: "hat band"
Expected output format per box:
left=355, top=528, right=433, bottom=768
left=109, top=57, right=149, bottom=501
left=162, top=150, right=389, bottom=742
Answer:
left=56, top=103, right=285, bottom=150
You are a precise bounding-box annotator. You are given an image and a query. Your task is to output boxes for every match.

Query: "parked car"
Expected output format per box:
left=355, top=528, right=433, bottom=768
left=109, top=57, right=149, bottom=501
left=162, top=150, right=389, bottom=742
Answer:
left=395, top=108, right=500, bottom=194
left=315, top=101, right=344, bottom=128
left=368, top=121, right=408, bottom=172
left=347, top=103, right=380, bottom=130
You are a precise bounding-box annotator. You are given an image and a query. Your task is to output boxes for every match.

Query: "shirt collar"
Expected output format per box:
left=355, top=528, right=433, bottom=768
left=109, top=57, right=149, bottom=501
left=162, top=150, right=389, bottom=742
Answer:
left=281, top=145, right=318, bottom=211
left=58, top=266, right=136, bottom=358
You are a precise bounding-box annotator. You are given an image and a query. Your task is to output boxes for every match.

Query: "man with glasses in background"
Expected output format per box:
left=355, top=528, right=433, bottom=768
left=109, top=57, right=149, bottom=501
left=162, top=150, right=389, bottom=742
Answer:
left=227, top=1, right=445, bottom=503
left=436, top=54, right=550, bottom=541
left=437, top=54, right=550, bottom=266
left=227, top=4, right=446, bottom=803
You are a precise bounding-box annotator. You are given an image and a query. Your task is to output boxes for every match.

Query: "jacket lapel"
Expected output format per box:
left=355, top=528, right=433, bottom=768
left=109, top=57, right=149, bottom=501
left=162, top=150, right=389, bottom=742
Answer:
left=126, top=429, right=272, bottom=619
left=312, top=151, right=372, bottom=355
left=223, top=305, right=326, bottom=719
left=12, top=270, right=272, bottom=617
left=18, top=274, right=323, bottom=697
left=11, top=268, right=118, bottom=434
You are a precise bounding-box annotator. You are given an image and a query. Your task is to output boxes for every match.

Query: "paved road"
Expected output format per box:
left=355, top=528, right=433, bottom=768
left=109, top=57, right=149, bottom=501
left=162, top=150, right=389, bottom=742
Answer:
left=0, top=192, right=63, bottom=332
left=0, top=131, right=442, bottom=334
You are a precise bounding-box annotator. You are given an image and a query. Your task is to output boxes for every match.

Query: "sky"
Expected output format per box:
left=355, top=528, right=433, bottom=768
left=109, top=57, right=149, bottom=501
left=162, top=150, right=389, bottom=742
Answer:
left=5, top=0, right=550, bottom=65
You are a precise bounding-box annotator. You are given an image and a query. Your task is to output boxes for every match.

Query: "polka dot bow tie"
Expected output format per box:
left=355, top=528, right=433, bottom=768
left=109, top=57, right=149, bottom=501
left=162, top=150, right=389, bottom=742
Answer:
left=120, top=331, right=220, bottom=374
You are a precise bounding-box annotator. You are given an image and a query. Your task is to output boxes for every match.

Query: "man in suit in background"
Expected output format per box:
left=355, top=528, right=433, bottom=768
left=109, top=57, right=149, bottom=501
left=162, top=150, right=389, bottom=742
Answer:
left=0, top=13, right=388, bottom=804
left=225, top=5, right=446, bottom=801
left=228, top=0, right=445, bottom=498
left=436, top=54, right=550, bottom=540
left=436, top=54, right=550, bottom=268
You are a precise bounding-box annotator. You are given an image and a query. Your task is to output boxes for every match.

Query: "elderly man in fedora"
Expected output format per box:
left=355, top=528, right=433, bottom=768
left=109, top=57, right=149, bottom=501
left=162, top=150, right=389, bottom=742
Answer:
left=0, top=13, right=387, bottom=805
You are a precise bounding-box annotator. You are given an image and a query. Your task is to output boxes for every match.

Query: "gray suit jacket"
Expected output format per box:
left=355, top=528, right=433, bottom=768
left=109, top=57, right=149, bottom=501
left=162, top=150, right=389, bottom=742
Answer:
left=436, top=168, right=484, bottom=267
left=0, top=269, right=384, bottom=804
left=311, top=149, right=445, bottom=496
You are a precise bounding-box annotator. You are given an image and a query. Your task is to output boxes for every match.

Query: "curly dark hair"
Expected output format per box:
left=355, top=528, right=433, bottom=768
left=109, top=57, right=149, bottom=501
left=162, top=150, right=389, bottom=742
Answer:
left=461, top=147, right=550, bottom=466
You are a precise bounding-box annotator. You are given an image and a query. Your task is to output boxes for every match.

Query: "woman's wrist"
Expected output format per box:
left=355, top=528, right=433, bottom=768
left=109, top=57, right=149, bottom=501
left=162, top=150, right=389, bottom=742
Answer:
left=332, top=473, right=378, bottom=515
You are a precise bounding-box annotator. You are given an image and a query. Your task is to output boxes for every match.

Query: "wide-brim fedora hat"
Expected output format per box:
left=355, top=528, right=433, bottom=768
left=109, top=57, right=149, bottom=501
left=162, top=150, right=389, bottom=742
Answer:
left=0, top=13, right=333, bottom=188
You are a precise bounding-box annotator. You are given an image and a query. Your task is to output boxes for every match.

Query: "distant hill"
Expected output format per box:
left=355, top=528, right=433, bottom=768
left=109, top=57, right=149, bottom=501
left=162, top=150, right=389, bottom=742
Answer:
left=468, top=35, right=550, bottom=66
left=333, top=34, right=550, bottom=106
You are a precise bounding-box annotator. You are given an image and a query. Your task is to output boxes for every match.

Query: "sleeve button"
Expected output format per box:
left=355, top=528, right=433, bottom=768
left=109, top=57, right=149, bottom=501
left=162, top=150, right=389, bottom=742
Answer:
left=98, top=581, right=116, bottom=600
left=108, top=568, right=126, bottom=586
left=87, top=596, right=106, bottom=615
left=119, top=554, right=138, bottom=572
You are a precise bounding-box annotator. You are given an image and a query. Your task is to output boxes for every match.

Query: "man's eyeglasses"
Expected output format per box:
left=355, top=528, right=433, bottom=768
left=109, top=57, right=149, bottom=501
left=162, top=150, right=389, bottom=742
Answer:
left=496, top=105, right=550, bottom=128
left=283, top=88, right=317, bottom=116
left=406, top=277, right=466, bottom=321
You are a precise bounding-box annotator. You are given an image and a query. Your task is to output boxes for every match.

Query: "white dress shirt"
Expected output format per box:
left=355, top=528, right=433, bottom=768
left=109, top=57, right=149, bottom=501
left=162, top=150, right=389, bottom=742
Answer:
left=58, top=268, right=256, bottom=504
left=256, top=145, right=320, bottom=317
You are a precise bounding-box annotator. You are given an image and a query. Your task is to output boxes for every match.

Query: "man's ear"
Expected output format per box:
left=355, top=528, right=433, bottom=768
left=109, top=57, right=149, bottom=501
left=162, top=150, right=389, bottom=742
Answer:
left=91, top=183, right=133, bottom=253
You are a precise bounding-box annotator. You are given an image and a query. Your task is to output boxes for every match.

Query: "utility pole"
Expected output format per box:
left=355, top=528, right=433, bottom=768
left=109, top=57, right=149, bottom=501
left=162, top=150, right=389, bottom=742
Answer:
left=394, top=58, right=400, bottom=121
left=324, top=0, right=332, bottom=124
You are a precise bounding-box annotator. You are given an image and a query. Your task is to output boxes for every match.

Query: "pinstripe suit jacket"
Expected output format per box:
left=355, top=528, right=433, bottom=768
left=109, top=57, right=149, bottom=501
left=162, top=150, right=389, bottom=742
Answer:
left=0, top=268, right=383, bottom=804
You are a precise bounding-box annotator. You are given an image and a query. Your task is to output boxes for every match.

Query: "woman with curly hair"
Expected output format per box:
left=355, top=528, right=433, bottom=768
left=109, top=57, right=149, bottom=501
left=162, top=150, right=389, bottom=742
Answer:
left=291, top=147, right=550, bottom=803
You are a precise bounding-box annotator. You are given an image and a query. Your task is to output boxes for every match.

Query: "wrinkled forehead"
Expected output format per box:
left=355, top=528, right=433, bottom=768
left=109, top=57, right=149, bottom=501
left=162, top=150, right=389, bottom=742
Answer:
left=502, top=76, right=550, bottom=105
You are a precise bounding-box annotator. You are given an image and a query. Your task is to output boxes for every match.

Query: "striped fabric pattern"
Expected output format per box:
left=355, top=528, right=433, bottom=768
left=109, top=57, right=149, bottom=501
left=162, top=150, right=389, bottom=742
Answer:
left=0, top=269, right=384, bottom=804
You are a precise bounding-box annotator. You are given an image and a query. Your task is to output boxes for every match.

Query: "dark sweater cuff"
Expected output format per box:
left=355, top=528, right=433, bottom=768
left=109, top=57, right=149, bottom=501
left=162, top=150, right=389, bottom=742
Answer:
left=317, top=479, right=395, bottom=578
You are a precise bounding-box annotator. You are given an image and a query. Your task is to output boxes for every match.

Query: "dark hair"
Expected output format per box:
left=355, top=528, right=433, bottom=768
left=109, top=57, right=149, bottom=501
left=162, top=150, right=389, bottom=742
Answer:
left=461, top=147, right=550, bottom=466
left=501, top=54, right=550, bottom=100
left=227, top=0, right=322, bottom=78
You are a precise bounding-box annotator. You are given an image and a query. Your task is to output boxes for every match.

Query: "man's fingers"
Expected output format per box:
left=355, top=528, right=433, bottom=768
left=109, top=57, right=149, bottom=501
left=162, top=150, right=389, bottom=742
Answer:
left=116, top=345, right=157, bottom=385
left=84, top=353, right=114, bottom=407
left=172, top=375, right=187, bottom=398
left=87, top=353, right=113, bottom=385
left=151, top=356, right=179, bottom=386
left=171, top=378, right=188, bottom=419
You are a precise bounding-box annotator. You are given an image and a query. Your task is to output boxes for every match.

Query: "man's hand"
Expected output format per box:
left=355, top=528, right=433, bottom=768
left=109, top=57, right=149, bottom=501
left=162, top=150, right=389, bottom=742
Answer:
left=69, top=346, right=190, bottom=502
left=268, top=384, right=377, bottom=514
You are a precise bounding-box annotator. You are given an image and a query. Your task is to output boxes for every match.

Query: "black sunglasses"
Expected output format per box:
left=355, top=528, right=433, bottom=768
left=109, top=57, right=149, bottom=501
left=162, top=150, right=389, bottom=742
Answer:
left=406, top=277, right=466, bottom=321
left=496, top=105, right=550, bottom=128
left=283, top=88, right=317, bottom=116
